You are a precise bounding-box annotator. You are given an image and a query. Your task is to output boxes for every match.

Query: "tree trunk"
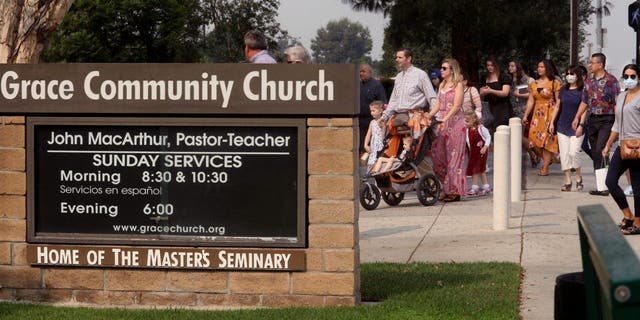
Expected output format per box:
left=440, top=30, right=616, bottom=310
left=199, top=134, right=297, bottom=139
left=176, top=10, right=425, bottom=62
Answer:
left=0, top=0, right=74, bottom=63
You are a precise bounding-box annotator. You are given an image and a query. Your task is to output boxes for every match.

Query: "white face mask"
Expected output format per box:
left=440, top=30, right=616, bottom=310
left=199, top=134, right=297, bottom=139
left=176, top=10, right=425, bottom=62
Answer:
left=565, top=74, right=577, bottom=84
left=624, top=78, right=638, bottom=90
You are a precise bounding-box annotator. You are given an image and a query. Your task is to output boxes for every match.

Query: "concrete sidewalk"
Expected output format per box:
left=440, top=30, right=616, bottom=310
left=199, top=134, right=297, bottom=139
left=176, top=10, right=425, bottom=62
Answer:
left=358, top=157, right=639, bottom=320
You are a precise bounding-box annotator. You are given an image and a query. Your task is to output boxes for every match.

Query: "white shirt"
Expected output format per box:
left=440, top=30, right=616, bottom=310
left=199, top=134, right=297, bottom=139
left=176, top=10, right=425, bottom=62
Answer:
left=383, top=66, right=437, bottom=120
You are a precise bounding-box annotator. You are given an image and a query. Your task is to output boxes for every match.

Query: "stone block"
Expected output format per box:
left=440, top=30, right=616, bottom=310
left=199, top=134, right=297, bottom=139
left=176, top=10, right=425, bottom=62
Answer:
left=167, top=271, right=227, bottom=293
left=45, top=269, right=103, bottom=290
left=292, top=272, right=355, bottom=295
left=105, top=270, right=165, bottom=291
left=308, top=175, right=353, bottom=200
left=308, top=151, right=353, bottom=174
left=308, top=224, right=354, bottom=248
left=0, top=195, right=25, bottom=219
left=228, top=272, right=290, bottom=294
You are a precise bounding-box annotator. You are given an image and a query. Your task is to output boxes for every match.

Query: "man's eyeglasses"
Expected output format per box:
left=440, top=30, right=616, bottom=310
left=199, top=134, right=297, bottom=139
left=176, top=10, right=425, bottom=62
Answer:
left=623, top=74, right=637, bottom=80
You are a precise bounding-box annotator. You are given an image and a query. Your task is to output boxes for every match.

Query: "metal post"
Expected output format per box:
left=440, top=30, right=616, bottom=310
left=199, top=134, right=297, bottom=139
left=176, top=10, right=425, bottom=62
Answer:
left=493, top=125, right=510, bottom=230
left=509, top=118, right=522, bottom=202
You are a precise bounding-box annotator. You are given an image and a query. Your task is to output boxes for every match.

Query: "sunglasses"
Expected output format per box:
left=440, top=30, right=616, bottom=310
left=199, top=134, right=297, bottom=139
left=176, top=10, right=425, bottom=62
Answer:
left=440, top=66, right=449, bottom=71
left=566, top=72, right=575, bottom=76
left=623, top=74, right=637, bottom=80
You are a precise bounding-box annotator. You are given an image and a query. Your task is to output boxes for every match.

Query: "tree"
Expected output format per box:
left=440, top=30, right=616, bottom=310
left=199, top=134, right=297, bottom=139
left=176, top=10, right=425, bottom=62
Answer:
left=201, top=0, right=288, bottom=62
left=42, top=0, right=205, bottom=62
left=0, top=0, right=74, bottom=63
left=343, top=0, right=594, bottom=81
left=310, top=18, right=372, bottom=63
left=594, top=0, right=613, bottom=53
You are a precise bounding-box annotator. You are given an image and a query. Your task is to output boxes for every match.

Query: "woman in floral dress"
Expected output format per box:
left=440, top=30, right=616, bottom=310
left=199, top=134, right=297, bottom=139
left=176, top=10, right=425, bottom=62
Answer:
left=427, top=58, right=467, bottom=202
left=522, top=59, right=561, bottom=176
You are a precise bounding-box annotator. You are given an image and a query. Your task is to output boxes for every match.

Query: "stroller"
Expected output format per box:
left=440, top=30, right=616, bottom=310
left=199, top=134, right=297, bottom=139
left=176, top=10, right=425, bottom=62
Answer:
left=359, top=113, right=441, bottom=210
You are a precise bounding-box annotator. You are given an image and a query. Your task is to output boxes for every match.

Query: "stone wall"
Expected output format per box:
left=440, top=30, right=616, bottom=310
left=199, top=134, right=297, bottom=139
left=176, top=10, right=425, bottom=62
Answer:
left=0, top=116, right=359, bottom=308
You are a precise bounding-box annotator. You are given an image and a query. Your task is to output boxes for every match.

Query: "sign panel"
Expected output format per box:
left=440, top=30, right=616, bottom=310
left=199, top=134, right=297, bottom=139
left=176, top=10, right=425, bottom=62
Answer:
left=27, top=245, right=305, bottom=271
left=27, top=117, right=306, bottom=247
left=0, top=64, right=358, bottom=115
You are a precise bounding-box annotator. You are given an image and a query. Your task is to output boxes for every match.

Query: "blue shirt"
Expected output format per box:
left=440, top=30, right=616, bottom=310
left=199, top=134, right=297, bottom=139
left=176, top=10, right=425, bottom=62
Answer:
left=558, top=88, right=582, bottom=136
left=250, top=50, right=276, bottom=64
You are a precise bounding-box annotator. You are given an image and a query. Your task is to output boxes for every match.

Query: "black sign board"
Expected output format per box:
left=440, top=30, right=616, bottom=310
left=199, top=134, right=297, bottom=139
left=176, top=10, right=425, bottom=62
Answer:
left=27, top=117, right=306, bottom=247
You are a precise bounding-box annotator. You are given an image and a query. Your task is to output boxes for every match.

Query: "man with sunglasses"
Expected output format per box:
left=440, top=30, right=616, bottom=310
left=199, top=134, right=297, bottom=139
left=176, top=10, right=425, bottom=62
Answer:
left=572, top=53, right=620, bottom=196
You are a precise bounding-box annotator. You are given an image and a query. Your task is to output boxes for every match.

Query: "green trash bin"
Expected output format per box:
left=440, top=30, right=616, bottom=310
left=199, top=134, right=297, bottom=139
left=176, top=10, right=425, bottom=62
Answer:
left=554, top=272, right=586, bottom=320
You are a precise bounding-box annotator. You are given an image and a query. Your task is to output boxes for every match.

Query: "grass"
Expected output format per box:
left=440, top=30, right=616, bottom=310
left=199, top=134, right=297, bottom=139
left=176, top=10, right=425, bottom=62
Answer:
left=0, top=262, right=521, bottom=320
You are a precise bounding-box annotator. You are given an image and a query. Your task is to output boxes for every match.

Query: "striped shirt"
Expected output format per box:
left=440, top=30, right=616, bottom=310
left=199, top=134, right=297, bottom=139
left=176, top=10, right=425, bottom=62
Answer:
left=383, top=66, right=437, bottom=120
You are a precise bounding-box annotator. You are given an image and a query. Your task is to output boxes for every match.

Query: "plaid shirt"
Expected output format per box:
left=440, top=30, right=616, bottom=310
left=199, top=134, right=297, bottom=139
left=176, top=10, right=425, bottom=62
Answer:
left=581, top=71, right=620, bottom=115
left=383, top=66, right=437, bottom=120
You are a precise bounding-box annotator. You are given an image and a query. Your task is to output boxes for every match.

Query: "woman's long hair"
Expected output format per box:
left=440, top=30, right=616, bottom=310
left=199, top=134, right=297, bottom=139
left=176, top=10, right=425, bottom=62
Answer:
left=510, top=60, right=526, bottom=84
left=440, top=58, right=462, bottom=90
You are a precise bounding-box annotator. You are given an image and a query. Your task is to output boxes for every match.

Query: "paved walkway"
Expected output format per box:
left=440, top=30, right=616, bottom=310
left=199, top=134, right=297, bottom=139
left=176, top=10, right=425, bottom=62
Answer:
left=358, top=155, right=638, bottom=320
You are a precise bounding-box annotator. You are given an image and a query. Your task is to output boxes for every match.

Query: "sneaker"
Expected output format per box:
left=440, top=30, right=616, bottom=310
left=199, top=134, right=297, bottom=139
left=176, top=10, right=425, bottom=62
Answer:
left=624, top=186, right=634, bottom=197
left=467, top=185, right=480, bottom=196
left=478, top=189, right=489, bottom=196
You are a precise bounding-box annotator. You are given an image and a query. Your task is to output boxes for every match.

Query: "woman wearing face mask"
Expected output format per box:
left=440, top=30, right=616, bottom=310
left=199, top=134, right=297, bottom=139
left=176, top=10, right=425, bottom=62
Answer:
left=552, top=65, right=588, bottom=191
left=602, top=64, right=640, bottom=234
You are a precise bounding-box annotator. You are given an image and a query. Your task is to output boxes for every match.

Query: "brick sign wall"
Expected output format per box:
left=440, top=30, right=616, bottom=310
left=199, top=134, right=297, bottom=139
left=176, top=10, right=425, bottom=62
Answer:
left=0, top=64, right=360, bottom=308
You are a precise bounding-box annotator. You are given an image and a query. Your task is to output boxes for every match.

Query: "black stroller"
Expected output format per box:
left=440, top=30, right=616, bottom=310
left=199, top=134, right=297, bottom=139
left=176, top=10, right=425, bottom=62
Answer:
left=359, top=117, right=441, bottom=210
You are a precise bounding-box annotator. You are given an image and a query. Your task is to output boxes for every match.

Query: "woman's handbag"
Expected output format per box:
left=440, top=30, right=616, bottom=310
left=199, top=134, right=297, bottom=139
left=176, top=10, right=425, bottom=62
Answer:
left=620, top=139, right=640, bottom=159
left=619, top=95, right=640, bottom=159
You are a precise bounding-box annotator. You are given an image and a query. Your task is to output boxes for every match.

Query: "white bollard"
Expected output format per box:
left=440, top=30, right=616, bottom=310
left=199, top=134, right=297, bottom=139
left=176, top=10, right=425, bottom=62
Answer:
left=493, top=125, right=510, bottom=230
left=509, top=118, right=522, bottom=202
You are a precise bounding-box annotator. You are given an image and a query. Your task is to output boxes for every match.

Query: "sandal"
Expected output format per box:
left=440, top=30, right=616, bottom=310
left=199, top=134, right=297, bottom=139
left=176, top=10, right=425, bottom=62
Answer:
left=619, top=218, right=635, bottom=230
left=576, top=179, right=583, bottom=191
left=561, top=183, right=572, bottom=192
left=538, top=168, right=549, bottom=176
left=622, top=225, right=640, bottom=235
left=530, top=154, right=540, bottom=168
left=442, top=194, right=461, bottom=202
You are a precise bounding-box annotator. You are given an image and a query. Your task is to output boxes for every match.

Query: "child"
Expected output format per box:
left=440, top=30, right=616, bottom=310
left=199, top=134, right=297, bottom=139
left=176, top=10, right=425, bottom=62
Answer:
left=464, top=110, right=492, bottom=196
left=370, top=135, right=412, bottom=174
left=363, top=101, right=386, bottom=170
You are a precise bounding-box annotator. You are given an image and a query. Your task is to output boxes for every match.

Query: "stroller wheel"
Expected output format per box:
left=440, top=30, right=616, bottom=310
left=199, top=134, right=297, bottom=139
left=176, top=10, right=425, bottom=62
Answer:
left=417, top=174, right=440, bottom=206
left=382, top=192, right=404, bottom=206
left=359, top=183, right=381, bottom=210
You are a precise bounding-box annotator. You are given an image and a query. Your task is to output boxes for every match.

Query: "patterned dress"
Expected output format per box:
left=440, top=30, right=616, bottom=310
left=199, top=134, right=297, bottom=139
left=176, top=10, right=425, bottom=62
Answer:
left=367, top=119, right=385, bottom=166
left=431, top=88, right=467, bottom=197
left=528, top=80, right=560, bottom=154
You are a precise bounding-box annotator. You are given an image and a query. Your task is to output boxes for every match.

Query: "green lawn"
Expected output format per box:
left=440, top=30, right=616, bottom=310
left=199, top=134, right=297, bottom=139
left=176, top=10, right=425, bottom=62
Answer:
left=0, top=262, right=521, bottom=320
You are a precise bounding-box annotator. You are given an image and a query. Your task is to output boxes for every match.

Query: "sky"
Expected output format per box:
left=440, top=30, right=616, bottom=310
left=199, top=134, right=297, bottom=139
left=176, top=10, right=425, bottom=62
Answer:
left=581, top=1, right=636, bottom=78
left=277, top=0, right=389, bottom=60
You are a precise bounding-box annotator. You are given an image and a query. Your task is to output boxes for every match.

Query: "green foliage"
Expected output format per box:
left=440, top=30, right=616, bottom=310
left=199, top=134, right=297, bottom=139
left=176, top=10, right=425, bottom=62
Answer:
left=201, top=0, right=288, bottom=63
left=353, top=0, right=594, bottom=79
left=0, top=262, right=520, bottom=320
left=42, top=0, right=205, bottom=62
left=42, top=0, right=288, bottom=63
left=310, top=18, right=373, bottom=64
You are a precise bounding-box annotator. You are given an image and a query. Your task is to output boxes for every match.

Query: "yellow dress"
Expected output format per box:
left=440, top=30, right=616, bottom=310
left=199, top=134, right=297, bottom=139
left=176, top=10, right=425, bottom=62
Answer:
left=528, top=80, right=560, bottom=153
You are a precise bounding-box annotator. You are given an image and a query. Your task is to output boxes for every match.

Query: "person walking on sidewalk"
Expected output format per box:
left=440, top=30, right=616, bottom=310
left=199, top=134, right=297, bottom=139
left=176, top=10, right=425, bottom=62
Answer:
left=522, top=59, right=561, bottom=176
left=464, top=110, right=492, bottom=196
left=602, top=64, right=640, bottom=234
left=380, top=48, right=437, bottom=158
left=427, top=58, right=467, bottom=202
left=555, top=65, right=587, bottom=191
left=572, top=53, right=620, bottom=196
